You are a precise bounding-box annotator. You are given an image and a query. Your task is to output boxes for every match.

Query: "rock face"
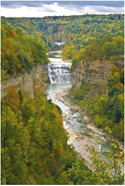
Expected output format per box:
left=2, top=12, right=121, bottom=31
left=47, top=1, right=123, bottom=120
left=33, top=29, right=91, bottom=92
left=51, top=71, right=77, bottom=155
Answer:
left=2, top=63, right=48, bottom=98
left=71, top=60, right=112, bottom=87
left=71, top=58, right=124, bottom=88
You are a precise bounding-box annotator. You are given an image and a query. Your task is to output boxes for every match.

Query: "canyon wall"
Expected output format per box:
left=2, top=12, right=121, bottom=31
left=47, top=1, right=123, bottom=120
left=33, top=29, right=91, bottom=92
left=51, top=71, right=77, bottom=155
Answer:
left=2, top=63, right=48, bottom=98
left=71, top=58, right=123, bottom=89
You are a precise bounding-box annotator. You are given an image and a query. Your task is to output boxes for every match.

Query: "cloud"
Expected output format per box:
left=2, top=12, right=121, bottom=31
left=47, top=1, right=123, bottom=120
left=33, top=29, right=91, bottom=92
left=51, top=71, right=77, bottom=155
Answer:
left=1, top=2, right=124, bottom=17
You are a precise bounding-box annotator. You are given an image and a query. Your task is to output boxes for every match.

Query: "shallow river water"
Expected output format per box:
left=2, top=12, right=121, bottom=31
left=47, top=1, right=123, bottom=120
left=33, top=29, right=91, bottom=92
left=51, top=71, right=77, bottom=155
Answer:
left=47, top=55, right=123, bottom=172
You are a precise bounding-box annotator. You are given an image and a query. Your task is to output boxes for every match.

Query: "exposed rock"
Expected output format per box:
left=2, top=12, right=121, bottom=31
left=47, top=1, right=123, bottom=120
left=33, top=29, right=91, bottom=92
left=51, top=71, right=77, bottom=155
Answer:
left=71, top=58, right=123, bottom=90
left=73, top=113, right=79, bottom=118
left=83, top=116, right=90, bottom=124
left=87, top=123, right=105, bottom=136
left=62, top=112, right=67, bottom=118
left=2, top=63, right=48, bottom=98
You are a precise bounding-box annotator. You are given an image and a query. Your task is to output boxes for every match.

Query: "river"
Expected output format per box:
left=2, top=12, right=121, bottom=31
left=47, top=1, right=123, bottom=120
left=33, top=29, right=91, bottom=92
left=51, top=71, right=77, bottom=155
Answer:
left=46, top=51, right=123, bottom=173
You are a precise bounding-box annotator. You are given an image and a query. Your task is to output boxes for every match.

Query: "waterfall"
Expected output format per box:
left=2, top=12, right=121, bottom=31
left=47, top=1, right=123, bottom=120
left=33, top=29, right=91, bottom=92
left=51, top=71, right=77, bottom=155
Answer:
left=48, top=59, right=71, bottom=84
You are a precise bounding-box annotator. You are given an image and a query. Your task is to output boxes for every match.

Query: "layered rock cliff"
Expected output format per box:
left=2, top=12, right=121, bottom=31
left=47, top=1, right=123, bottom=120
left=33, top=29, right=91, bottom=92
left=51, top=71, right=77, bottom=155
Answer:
left=71, top=58, right=123, bottom=89
left=2, top=63, right=48, bottom=98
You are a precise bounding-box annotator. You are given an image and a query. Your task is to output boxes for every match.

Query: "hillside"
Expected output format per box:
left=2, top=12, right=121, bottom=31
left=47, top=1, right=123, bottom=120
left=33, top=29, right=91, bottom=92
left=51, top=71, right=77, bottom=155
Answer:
left=1, top=19, right=49, bottom=81
left=1, top=14, right=124, bottom=185
left=2, top=14, right=123, bottom=50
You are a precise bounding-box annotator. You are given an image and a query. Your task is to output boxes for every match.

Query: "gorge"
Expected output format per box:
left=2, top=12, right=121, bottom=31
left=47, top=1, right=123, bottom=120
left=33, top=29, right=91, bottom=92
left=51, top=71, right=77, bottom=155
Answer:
left=47, top=50, right=123, bottom=172
left=1, top=14, right=124, bottom=185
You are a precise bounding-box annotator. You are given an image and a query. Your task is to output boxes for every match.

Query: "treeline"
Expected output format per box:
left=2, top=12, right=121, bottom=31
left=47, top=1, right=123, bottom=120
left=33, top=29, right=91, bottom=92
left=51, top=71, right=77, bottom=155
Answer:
left=2, top=14, right=123, bottom=51
left=63, top=14, right=123, bottom=47
left=1, top=87, right=123, bottom=184
left=62, top=35, right=124, bottom=67
left=60, top=14, right=124, bottom=64
left=1, top=19, right=49, bottom=80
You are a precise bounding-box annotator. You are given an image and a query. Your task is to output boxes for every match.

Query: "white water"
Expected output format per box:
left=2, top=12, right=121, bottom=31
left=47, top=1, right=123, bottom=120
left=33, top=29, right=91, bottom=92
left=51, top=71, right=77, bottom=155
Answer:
left=55, top=42, right=65, bottom=46
left=47, top=52, right=123, bottom=173
left=48, top=58, right=71, bottom=84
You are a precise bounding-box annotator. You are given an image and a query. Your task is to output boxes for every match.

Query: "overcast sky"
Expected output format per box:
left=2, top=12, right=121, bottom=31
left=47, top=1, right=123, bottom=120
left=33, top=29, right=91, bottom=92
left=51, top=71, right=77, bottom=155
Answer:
left=1, top=1, right=124, bottom=17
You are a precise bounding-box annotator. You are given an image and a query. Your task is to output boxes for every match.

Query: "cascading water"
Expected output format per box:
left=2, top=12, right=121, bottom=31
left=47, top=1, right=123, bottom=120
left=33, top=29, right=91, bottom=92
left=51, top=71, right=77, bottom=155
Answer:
left=47, top=53, right=123, bottom=174
left=48, top=58, right=71, bottom=84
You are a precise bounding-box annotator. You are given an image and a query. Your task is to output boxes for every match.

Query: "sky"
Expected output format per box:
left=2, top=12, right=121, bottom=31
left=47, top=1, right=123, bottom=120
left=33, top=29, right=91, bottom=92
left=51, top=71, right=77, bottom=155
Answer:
left=1, top=1, right=124, bottom=17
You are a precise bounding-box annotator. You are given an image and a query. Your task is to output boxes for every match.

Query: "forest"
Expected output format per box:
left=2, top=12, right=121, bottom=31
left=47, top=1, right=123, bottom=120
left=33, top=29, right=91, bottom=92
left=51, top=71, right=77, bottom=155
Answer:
left=2, top=14, right=123, bottom=51
left=1, top=87, right=124, bottom=185
left=1, top=19, right=49, bottom=80
left=1, top=14, right=124, bottom=185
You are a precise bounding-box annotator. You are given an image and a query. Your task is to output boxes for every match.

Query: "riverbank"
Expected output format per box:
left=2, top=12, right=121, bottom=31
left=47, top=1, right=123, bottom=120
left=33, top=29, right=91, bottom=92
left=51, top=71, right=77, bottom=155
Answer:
left=56, top=87, right=123, bottom=150
left=47, top=51, right=123, bottom=173
left=47, top=85, right=98, bottom=170
left=65, top=95, right=123, bottom=151
left=52, top=86, right=124, bottom=172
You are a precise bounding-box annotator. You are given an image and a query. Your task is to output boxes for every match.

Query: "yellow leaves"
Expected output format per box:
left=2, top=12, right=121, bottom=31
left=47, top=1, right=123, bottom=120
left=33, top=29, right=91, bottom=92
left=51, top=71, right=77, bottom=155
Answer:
left=27, top=176, right=37, bottom=185
left=1, top=25, right=5, bottom=33
left=62, top=44, right=77, bottom=59
left=113, top=71, right=120, bottom=82
left=119, top=119, right=124, bottom=140
left=28, top=35, right=34, bottom=40
left=31, top=44, right=36, bottom=55
left=114, top=35, right=123, bottom=41
left=84, top=38, right=89, bottom=43
left=81, top=35, right=85, bottom=39
left=52, top=106, right=63, bottom=126
left=117, top=83, right=124, bottom=92
left=2, top=105, right=18, bottom=131
left=110, top=142, right=117, bottom=149
left=105, top=127, right=112, bottom=134
left=87, top=31, right=91, bottom=36
left=94, top=115, right=102, bottom=126
left=112, top=65, right=119, bottom=74
left=76, top=48, right=84, bottom=61
left=5, top=38, right=13, bottom=50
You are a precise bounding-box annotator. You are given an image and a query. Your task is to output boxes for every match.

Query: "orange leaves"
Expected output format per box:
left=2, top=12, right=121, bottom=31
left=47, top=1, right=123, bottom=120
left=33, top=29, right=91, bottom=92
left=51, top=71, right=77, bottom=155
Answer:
left=90, top=44, right=94, bottom=52
left=5, top=86, right=20, bottom=111
left=9, top=29, right=17, bottom=38
left=72, top=33, right=76, bottom=39
left=38, top=36, right=43, bottom=41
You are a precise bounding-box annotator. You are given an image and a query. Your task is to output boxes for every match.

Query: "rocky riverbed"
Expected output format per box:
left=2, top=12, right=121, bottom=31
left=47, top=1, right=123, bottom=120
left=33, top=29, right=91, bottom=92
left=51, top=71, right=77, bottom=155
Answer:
left=47, top=84, right=124, bottom=172
left=57, top=87, right=123, bottom=149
